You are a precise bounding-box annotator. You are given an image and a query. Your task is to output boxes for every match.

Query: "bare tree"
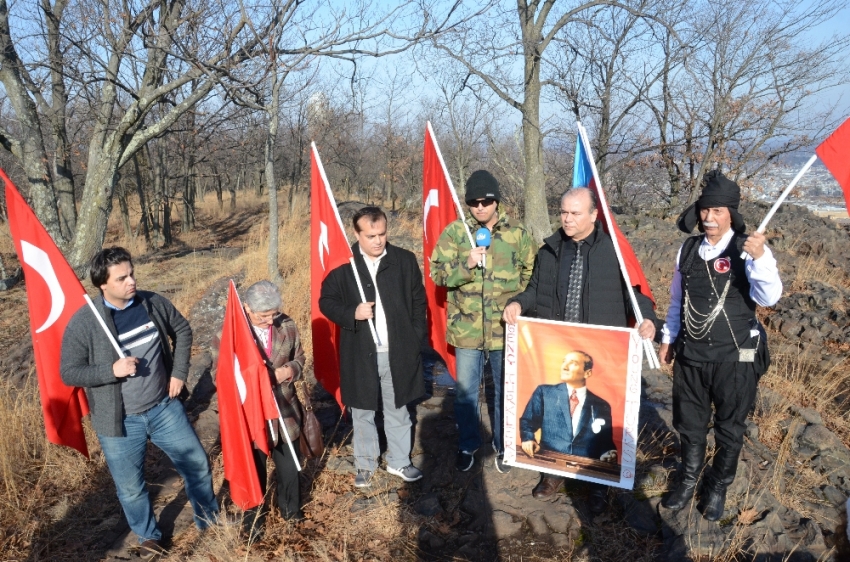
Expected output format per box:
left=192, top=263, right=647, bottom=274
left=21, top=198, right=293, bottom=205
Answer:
left=645, top=0, right=849, bottom=206
left=430, top=0, right=661, bottom=242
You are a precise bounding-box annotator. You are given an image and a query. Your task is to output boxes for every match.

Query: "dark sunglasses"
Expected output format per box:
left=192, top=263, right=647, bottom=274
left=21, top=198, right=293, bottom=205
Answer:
left=467, top=198, right=496, bottom=209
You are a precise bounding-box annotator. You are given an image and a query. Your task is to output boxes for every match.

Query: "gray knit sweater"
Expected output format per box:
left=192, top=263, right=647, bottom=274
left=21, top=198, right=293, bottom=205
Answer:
left=60, top=290, right=193, bottom=437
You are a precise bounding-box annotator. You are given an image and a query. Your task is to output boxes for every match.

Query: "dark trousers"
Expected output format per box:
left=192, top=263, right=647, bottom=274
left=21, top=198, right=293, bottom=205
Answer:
left=673, top=359, right=758, bottom=460
left=244, top=436, right=300, bottom=530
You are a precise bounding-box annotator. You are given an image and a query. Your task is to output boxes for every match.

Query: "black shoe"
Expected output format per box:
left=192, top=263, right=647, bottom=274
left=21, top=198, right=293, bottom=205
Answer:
left=587, top=485, right=608, bottom=515
left=662, top=442, right=706, bottom=511
left=698, top=484, right=727, bottom=521
left=456, top=449, right=477, bottom=472
left=698, top=445, right=739, bottom=521
left=284, top=510, right=305, bottom=523
left=532, top=476, right=563, bottom=499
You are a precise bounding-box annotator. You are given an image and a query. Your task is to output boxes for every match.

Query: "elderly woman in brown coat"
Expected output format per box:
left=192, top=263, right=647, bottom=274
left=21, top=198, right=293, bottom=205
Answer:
left=216, top=280, right=306, bottom=541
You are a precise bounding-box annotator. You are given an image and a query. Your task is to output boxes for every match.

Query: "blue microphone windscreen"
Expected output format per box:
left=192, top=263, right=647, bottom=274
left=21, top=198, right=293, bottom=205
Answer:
left=475, top=228, right=491, bottom=247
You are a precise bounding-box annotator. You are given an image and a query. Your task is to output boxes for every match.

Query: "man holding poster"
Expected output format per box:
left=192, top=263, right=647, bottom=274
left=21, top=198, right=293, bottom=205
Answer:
left=503, top=187, right=657, bottom=514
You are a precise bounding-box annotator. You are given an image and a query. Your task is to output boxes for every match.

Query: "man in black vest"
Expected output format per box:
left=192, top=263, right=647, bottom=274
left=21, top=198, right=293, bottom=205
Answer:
left=659, top=170, right=782, bottom=521
left=503, top=187, right=656, bottom=514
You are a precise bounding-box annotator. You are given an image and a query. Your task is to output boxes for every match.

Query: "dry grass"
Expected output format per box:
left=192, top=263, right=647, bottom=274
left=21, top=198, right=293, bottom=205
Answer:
left=0, top=188, right=437, bottom=561
left=0, top=373, right=102, bottom=559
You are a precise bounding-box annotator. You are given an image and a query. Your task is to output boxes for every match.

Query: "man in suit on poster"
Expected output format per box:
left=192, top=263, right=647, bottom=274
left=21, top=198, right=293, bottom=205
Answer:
left=519, top=350, right=617, bottom=463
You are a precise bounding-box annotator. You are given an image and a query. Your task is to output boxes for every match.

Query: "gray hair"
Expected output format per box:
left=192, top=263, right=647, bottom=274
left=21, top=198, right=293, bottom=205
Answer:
left=243, top=280, right=282, bottom=312
left=561, top=187, right=597, bottom=213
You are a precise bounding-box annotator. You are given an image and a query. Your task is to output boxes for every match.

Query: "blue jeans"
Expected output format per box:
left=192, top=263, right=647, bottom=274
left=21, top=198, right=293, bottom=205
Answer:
left=455, top=348, right=504, bottom=454
left=98, top=396, right=219, bottom=543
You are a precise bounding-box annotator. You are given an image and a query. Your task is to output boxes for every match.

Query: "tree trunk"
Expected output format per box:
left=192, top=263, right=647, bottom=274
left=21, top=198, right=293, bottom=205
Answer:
left=67, top=154, right=119, bottom=267
left=162, top=176, right=172, bottom=247
left=521, top=85, right=550, bottom=242
left=214, top=165, right=224, bottom=210
left=265, top=95, right=283, bottom=283
left=133, top=153, right=150, bottom=244
left=0, top=0, right=63, bottom=244
left=232, top=167, right=242, bottom=210
left=116, top=178, right=133, bottom=240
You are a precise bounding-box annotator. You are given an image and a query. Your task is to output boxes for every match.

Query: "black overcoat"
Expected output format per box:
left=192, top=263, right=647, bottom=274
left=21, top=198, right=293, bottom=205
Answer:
left=318, top=242, right=426, bottom=410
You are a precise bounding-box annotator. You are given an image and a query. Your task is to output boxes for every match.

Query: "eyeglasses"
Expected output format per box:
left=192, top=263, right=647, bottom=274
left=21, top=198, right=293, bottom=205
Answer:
left=467, top=198, right=496, bottom=209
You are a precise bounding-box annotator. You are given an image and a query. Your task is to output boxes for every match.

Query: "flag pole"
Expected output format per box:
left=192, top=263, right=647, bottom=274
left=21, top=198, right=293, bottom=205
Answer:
left=576, top=123, right=660, bottom=369
left=349, top=257, right=381, bottom=346
left=740, top=154, right=818, bottom=259
left=426, top=122, right=475, bottom=248
left=83, top=294, right=125, bottom=358
left=311, top=141, right=381, bottom=346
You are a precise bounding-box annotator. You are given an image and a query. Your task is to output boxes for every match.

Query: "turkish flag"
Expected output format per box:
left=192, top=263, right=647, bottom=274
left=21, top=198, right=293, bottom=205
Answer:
left=2, top=169, right=90, bottom=457
left=310, top=143, right=352, bottom=409
left=216, top=280, right=281, bottom=510
left=423, top=123, right=458, bottom=379
left=816, top=117, right=850, bottom=215
left=573, top=125, right=655, bottom=305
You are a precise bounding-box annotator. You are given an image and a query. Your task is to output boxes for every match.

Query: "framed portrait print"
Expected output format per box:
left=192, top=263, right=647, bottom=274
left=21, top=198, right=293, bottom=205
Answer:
left=504, top=317, right=642, bottom=490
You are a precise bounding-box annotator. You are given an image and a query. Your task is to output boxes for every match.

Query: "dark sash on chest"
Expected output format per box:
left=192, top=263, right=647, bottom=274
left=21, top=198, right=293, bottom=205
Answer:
left=676, top=234, right=756, bottom=362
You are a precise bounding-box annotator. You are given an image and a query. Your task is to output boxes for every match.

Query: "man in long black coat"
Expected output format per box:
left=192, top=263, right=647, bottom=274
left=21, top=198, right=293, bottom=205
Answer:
left=319, top=206, right=427, bottom=488
left=503, top=188, right=657, bottom=514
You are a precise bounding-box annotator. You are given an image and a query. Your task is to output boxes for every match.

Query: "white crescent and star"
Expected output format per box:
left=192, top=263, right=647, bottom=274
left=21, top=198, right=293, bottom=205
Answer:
left=21, top=240, right=65, bottom=334
left=318, top=221, right=330, bottom=271
left=423, top=189, right=439, bottom=242
left=234, top=356, right=247, bottom=404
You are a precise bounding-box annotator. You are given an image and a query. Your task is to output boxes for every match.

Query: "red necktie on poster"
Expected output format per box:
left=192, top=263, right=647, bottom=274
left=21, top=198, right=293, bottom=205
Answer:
left=3, top=169, right=90, bottom=457
left=569, top=390, right=579, bottom=417
left=423, top=122, right=460, bottom=379
left=310, top=143, right=353, bottom=408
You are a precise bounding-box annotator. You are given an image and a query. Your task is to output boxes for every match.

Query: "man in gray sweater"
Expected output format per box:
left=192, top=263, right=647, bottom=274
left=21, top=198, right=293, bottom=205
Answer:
left=61, top=247, right=218, bottom=559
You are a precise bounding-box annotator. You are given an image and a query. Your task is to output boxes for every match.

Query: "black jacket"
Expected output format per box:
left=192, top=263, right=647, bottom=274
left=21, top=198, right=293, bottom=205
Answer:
left=508, top=223, right=655, bottom=327
left=318, top=243, right=426, bottom=410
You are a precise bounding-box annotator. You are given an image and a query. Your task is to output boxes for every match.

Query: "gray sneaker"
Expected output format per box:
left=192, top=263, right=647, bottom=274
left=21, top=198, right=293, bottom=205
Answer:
left=386, top=464, right=423, bottom=482
left=354, top=469, right=374, bottom=488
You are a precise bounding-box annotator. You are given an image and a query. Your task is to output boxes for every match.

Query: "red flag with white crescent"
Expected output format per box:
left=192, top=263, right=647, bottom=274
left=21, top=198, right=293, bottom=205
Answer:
left=310, top=143, right=352, bottom=408
left=423, top=123, right=458, bottom=379
left=816, top=116, right=850, bottom=215
left=2, top=169, right=90, bottom=457
left=216, top=280, right=280, bottom=509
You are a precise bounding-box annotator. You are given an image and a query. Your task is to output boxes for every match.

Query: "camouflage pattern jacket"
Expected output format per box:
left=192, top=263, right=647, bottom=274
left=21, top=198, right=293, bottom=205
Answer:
left=430, top=212, right=537, bottom=350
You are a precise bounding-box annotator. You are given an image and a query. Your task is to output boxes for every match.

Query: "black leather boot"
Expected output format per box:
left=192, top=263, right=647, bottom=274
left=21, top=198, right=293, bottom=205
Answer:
left=662, top=442, right=706, bottom=511
left=698, top=447, right=739, bottom=522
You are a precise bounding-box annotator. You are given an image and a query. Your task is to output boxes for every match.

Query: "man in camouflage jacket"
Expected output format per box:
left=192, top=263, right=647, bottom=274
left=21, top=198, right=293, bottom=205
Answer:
left=430, top=170, right=537, bottom=473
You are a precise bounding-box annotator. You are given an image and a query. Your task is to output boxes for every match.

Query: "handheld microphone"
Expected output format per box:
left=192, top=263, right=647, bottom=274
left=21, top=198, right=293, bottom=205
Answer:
left=475, top=227, right=491, bottom=268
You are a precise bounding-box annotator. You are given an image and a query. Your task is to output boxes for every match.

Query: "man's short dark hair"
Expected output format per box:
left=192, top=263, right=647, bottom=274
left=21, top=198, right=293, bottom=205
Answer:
left=561, top=187, right=598, bottom=213
left=574, top=350, right=594, bottom=372
left=90, top=247, right=133, bottom=287
left=352, top=206, right=387, bottom=232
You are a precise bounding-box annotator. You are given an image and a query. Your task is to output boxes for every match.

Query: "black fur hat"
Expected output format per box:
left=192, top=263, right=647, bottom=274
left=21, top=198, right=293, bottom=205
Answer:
left=677, top=170, right=746, bottom=234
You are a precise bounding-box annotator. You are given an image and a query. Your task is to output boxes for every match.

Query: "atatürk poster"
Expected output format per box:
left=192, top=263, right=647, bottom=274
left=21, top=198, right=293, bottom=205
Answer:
left=504, top=317, right=642, bottom=489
